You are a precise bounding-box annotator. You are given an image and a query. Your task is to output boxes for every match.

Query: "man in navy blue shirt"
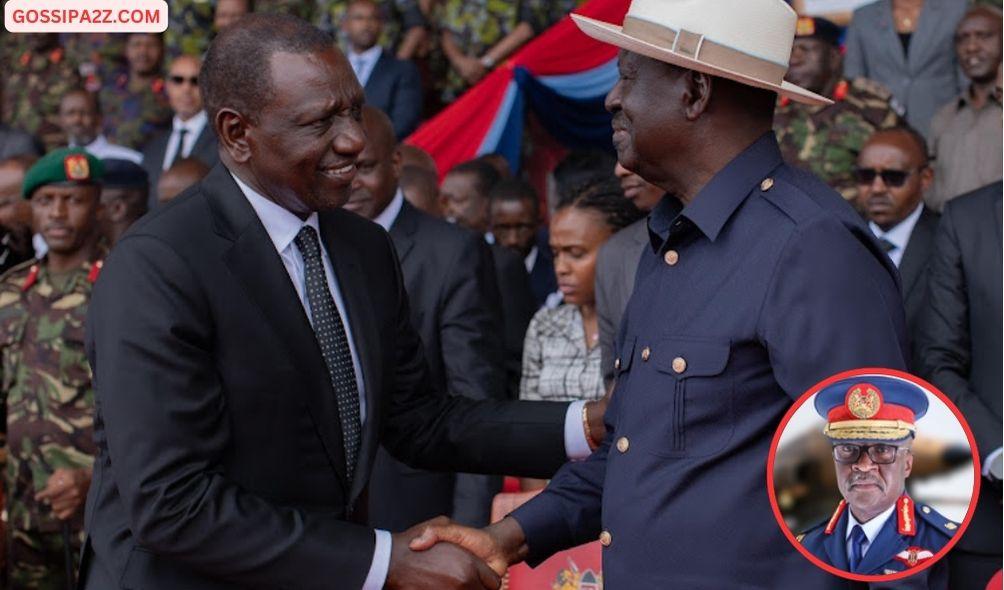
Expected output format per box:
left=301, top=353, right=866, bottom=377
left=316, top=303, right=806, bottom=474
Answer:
left=411, top=1, right=908, bottom=587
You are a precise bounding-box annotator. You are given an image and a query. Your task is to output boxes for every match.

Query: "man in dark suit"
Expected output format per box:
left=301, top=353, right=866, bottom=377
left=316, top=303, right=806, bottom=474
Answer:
left=854, top=127, right=940, bottom=372
left=489, top=178, right=556, bottom=308
left=140, top=55, right=219, bottom=206
left=80, top=15, right=605, bottom=590
left=918, top=181, right=1003, bottom=590
left=344, top=106, right=504, bottom=532
left=343, top=0, right=422, bottom=140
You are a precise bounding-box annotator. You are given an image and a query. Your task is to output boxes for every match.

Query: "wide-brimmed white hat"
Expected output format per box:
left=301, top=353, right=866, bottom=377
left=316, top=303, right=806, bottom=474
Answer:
left=572, top=0, right=832, bottom=106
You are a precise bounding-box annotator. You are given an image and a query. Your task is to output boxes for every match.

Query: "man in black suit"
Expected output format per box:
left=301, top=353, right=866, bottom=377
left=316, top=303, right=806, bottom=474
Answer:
left=344, top=106, right=504, bottom=532
left=344, top=0, right=422, bottom=139
left=141, top=55, right=219, bottom=206
left=854, top=127, right=940, bottom=371
left=441, top=160, right=537, bottom=398
left=917, top=181, right=1003, bottom=590
left=81, top=15, right=604, bottom=590
left=489, top=179, right=556, bottom=309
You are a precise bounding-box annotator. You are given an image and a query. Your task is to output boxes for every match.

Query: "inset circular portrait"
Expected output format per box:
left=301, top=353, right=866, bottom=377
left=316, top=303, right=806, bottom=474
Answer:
left=767, top=368, right=980, bottom=583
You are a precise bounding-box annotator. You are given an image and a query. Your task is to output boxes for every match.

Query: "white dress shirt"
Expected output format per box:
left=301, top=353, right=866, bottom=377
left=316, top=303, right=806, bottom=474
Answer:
left=348, top=45, right=383, bottom=88
left=868, top=203, right=924, bottom=268
left=76, top=134, right=142, bottom=164
left=845, top=503, right=896, bottom=561
left=161, top=111, right=208, bottom=171
left=235, top=175, right=593, bottom=588
left=231, top=173, right=391, bottom=589
left=524, top=245, right=538, bottom=273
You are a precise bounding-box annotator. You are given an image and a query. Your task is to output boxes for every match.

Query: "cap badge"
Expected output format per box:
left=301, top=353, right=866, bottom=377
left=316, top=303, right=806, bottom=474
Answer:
left=847, top=384, right=881, bottom=419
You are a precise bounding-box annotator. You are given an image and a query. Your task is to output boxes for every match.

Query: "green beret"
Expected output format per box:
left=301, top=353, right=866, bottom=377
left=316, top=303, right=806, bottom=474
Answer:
left=22, top=147, right=105, bottom=199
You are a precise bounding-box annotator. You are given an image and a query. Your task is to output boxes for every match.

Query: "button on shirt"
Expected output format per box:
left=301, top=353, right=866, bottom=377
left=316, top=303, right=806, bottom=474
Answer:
left=868, top=202, right=923, bottom=268
left=846, top=503, right=896, bottom=562
left=511, top=133, right=907, bottom=588
left=348, top=45, right=383, bottom=88
left=231, top=174, right=391, bottom=590
left=162, top=111, right=208, bottom=171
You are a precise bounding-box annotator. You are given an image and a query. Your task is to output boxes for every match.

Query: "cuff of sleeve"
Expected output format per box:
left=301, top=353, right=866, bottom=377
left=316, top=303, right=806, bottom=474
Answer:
left=510, top=493, right=572, bottom=567
left=983, top=447, right=1003, bottom=478
left=564, top=401, right=591, bottom=461
left=361, top=529, right=392, bottom=590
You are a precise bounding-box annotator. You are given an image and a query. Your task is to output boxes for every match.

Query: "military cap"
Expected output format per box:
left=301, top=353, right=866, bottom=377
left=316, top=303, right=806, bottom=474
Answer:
left=794, top=16, right=841, bottom=47
left=102, top=158, right=149, bottom=189
left=22, top=147, right=104, bottom=198
left=814, top=376, right=929, bottom=442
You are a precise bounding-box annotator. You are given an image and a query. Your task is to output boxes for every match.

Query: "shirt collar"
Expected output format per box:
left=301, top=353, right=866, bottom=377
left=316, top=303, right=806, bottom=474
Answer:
left=846, top=502, right=897, bottom=544
left=957, top=86, right=1003, bottom=110
left=350, top=44, right=382, bottom=65
left=173, top=110, right=208, bottom=135
left=648, top=132, right=783, bottom=251
left=230, top=172, right=319, bottom=253
left=524, top=245, right=538, bottom=272
left=869, top=202, right=924, bottom=252
left=374, top=188, right=405, bottom=231
left=84, top=134, right=109, bottom=151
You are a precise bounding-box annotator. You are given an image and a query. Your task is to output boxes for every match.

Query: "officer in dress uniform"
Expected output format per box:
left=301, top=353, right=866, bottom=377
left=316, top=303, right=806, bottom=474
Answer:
left=798, top=376, right=957, bottom=584
left=0, top=148, right=105, bottom=589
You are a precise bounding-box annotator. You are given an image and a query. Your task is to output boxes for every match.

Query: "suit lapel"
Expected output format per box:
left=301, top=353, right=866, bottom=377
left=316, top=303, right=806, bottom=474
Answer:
left=822, top=510, right=851, bottom=571
left=388, top=201, right=417, bottom=264
left=205, top=165, right=350, bottom=492
left=875, top=0, right=907, bottom=70
left=318, top=211, right=382, bottom=505
left=898, top=207, right=936, bottom=297
left=908, top=0, right=942, bottom=71
left=857, top=512, right=909, bottom=574
left=363, top=51, right=388, bottom=93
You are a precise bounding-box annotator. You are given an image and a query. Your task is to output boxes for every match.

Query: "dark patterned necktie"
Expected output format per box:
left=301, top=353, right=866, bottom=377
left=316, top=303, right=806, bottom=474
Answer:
left=878, top=237, right=896, bottom=254
left=293, top=225, right=362, bottom=482
left=166, top=127, right=188, bottom=169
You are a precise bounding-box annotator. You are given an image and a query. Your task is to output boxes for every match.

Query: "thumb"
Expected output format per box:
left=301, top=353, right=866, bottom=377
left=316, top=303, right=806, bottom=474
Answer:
left=409, top=524, right=448, bottom=551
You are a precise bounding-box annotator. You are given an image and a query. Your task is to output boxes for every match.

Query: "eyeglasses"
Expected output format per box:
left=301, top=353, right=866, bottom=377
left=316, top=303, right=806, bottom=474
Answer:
left=832, top=443, right=907, bottom=465
left=168, top=75, right=198, bottom=87
left=853, top=167, right=917, bottom=188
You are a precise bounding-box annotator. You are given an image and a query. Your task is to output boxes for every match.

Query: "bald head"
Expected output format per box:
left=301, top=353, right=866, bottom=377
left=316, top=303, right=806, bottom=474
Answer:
left=362, top=106, right=397, bottom=160
left=158, top=158, right=210, bottom=203
left=864, top=127, right=929, bottom=167
left=856, top=127, right=933, bottom=230
left=344, top=106, right=401, bottom=219
left=398, top=144, right=438, bottom=177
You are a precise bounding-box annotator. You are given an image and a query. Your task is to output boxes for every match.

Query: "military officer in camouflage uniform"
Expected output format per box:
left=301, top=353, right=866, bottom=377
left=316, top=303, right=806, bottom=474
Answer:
left=1, top=35, right=81, bottom=153
left=98, top=34, right=172, bottom=151
left=775, top=17, right=905, bottom=205
left=0, top=148, right=105, bottom=589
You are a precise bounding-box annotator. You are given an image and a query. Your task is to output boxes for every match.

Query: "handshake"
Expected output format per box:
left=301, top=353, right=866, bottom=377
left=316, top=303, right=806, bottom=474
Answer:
left=385, top=515, right=529, bottom=590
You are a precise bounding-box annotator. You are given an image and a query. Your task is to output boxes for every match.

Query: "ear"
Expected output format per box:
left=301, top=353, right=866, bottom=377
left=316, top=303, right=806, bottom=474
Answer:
left=903, top=447, right=914, bottom=478
left=391, top=146, right=403, bottom=181
left=216, top=108, right=252, bottom=164
left=683, top=71, right=713, bottom=121
left=919, top=165, right=934, bottom=194
left=109, top=199, right=128, bottom=223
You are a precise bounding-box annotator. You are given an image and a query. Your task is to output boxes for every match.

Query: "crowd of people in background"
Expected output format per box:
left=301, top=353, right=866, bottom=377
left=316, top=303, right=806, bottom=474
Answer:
left=0, top=0, right=1001, bottom=587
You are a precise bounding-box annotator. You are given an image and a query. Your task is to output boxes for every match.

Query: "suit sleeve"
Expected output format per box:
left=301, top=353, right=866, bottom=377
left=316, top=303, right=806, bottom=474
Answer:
left=758, top=215, right=908, bottom=398
left=842, top=14, right=867, bottom=80
left=595, top=241, right=619, bottom=388
left=87, top=235, right=376, bottom=589
left=917, top=205, right=1000, bottom=456
left=389, top=60, right=423, bottom=139
left=379, top=232, right=570, bottom=479
left=438, top=234, right=506, bottom=526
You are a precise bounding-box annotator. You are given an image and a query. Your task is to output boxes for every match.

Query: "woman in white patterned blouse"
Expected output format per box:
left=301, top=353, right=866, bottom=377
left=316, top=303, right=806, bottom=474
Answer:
left=519, top=179, right=643, bottom=404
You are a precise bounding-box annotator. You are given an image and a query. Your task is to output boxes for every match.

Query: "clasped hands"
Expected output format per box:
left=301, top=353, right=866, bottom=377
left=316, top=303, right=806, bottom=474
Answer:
left=385, top=515, right=527, bottom=590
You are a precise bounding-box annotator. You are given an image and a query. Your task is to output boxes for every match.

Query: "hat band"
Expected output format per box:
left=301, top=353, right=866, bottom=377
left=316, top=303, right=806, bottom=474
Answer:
left=823, top=419, right=916, bottom=441
left=621, top=16, right=788, bottom=86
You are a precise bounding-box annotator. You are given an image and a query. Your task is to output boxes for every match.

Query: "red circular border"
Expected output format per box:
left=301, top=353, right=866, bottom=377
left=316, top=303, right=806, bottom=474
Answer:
left=765, top=367, right=982, bottom=583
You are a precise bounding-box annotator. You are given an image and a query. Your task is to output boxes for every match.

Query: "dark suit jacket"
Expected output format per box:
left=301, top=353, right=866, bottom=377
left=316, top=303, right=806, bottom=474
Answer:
left=367, top=200, right=505, bottom=531
left=918, top=182, right=1002, bottom=556
left=81, top=165, right=570, bottom=589
left=491, top=242, right=537, bottom=399
left=595, top=217, right=649, bottom=387
left=527, top=229, right=557, bottom=308
left=364, top=51, right=422, bottom=140
left=898, top=205, right=939, bottom=372
left=141, top=119, right=220, bottom=205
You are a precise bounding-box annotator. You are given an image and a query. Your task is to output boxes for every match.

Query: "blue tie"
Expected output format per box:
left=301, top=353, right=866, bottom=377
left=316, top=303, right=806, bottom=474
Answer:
left=849, top=525, right=867, bottom=572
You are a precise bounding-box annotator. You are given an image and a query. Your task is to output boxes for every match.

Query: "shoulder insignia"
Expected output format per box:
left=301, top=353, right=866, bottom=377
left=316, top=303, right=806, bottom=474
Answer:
left=897, top=495, right=916, bottom=536
left=832, top=79, right=849, bottom=102
left=894, top=546, right=935, bottom=568
left=915, top=502, right=959, bottom=534
left=945, top=522, right=957, bottom=530
left=884, top=569, right=898, bottom=575
left=795, top=532, right=806, bottom=543
left=21, top=264, right=39, bottom=292
left=87, top=260, right=103, bottom=283
left=825, top=500, right=847, bottom=535
left=0, top=258, right=39, bottom=285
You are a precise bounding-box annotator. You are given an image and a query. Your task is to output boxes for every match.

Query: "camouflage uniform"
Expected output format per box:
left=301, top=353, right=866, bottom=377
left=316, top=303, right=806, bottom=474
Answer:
left=61, top=33, right=126, bottom=93
left=436, top=0, right=517, bottom=102
left=98, top=71, right=172, bottom=151
left=774, top=77, right=905, bottom=203
left=316, top=0, right=426, bottom=53
left=0, top=42, right=81, bottom=153
left=0, top=256, right=102, bottom=589
left=163, top=0, right=215, bottom=59
left=257, top=0, right=319, bottom=22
